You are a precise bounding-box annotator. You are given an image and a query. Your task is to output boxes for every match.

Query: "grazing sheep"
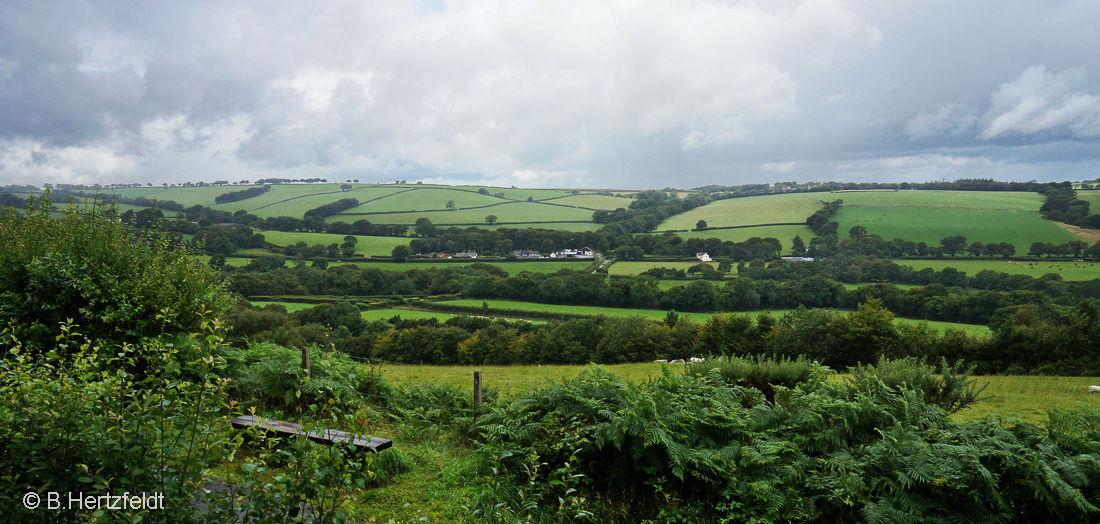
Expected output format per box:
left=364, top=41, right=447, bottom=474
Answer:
left=689, top=357, right=705, bottom=363
left=654, top=359, right=668, bottom=363
left=670, top=359, right=686, bottom=364
left=1090, top=385, right=1100, bottom=393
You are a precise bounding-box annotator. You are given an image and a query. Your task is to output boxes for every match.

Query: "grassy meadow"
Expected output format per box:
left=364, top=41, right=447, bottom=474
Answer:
left=654, top=224, right=818, bottom=249
left=436, top=298, right=990, bottom=335
left=658, top=193, right=826, bottom=230
left=375, top=362, right=1100, bottom=425
left=608, top=260, right=714, bottom=275
left=336, top=201, right=595, bottom=225
left=898, top=258, right=1100, bottom=281
left=259, top=231, right=410, bottom=256
left=832, top=190, right=1080, bottom=251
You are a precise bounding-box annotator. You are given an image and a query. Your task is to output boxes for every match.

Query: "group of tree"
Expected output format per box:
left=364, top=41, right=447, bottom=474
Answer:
left=303, top=198, right=360, bottom=219
left=1038, top=184, right=1100, bottom=229
left=227, top=294, right=1100, bottom=377
left=214, top=184, right=271, bottom=204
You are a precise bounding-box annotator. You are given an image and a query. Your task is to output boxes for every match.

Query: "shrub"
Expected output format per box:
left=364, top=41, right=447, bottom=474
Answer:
left=684, top=355, right=827, bottom=402
left=235, top=342, right=367, bottom=412
left=846, top=357, right=990, bottom=413
left=0, top=194, right=230, bottom=352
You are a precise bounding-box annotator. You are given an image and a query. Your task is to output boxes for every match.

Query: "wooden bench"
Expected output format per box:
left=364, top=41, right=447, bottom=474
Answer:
left=230, top=415, right=392, bottom=452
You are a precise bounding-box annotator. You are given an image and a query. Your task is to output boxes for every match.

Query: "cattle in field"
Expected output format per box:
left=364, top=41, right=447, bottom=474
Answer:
left=1089, top=385, right=1100, bottom=393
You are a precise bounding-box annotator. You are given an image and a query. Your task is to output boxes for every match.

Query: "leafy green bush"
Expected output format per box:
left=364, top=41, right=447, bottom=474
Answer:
left=0, top=194, right=230, bottom=351
left=235, top=342, right=368, bottom=412
left=685, top=355, right=827, bottom=402
left=474, top=365, right=1100, bottom=523
left=846, top=357, right=990, bottom=413
left=1, top=320, right=384, bottom=523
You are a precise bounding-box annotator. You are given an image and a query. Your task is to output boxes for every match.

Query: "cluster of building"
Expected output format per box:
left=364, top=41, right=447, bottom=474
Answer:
left=441, top=247, right=602, bottom=259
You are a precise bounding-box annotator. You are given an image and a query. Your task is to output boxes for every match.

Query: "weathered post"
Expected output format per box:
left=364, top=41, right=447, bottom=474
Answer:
left=301, top=346, right=312, bottom=378
left=474, top=370, right=482, bottom=409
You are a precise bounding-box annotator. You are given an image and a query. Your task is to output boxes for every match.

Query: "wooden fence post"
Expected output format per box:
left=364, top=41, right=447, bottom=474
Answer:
left=301, top=346, right=311, bottom=378
left=474, top=370, right=482, bottom=409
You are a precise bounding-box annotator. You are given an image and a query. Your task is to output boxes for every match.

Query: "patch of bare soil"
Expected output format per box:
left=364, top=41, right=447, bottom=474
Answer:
left=1057, top=222, right=1100, bottom=243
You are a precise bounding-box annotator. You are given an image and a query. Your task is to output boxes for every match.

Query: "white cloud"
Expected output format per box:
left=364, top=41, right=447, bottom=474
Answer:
left=762, top=161, right=804, bottom=173
left=981, top=65, right=1100, bottom=139
left=0, top=138, right=139, bottom=185
left=905, top=103, right=978, bottom=139
left=832, top=153, right=999, bottom=173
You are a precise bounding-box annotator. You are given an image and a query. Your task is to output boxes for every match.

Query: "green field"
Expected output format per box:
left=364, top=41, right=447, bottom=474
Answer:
left=375, top=362, right=1099, bottom=424
left=248, top=301, right=313, bottom=312
left=360, top=308, right=465, bottom=322
left=832, top=190, right=1044, bottom=210
left=343, top=259, right=593, bottom=274
left=259, top=231, right=410, bottom=256
left=544, top=194, right=633, bottom=210
left=474, top=221, right=603, bottom=232
left=440, top=298, right=990, bottom=335
left=833, top=190, right=1079, bottom=251
left=338, top=201, right=595, bottom=225
left=462, top=187, right=577, bottom=201
left=1077, top=190, right=1100, bottom=210
left=898, top=258, right=1100, bottom=281
left=659, top=193, right=825, bottom=230
left=652, top=224, right=818, bottom=250
left=608, top=260, right=715, bottom=276
left=443, top=298, right=718, bottom=323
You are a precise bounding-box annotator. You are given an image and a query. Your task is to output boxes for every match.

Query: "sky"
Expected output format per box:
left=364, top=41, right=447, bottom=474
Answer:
left=1, top=0, right=1099, bottom=189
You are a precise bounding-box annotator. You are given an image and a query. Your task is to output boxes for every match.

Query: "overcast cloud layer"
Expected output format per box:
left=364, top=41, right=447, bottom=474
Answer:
left=1, top=0, right=1099, bottom=188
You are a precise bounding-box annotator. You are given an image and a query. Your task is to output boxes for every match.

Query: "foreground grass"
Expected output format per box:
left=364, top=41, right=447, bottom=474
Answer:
left=376, top=362, right=1100, bottom=425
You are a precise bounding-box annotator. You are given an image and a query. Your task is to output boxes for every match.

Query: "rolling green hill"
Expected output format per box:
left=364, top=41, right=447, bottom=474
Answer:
left=832, top=190, right=1079, bottom=251
left=658, top=193, right=825, bottom=230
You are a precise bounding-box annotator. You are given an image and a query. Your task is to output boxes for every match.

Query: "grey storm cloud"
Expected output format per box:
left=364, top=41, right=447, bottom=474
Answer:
left=1, top=0, right=1099, bottom=188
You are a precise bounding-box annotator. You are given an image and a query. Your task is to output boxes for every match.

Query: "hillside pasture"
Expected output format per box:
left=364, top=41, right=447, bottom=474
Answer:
left=337, top=200, right=595, bottom=225
left=898, top=258, right=1100, bottom=281
left=340, top=187, right=502, bottom=214
left=258, top=231, right=410, bottom=256
left=659, top=193, right=825, bottom=230
left=832, top=190, right=1044, bottom=210
left=833, top=190, right=1078, bottom=251
left=544, top=194, right=634, bottom=210
left=1077, top=189, right=1100, bottom=209
left=437, top=298, right=990, bottom=335
left=475, top=221, right=603, bottom=232
left=836, top=204, right=1077, bottom=251
left=342, top=259, right=594, bottom=274
left=228, top=185, right=411, bottom=218
left=464, top=187, right=577, bottom=200
left=608, top=260, right=715, bottom=276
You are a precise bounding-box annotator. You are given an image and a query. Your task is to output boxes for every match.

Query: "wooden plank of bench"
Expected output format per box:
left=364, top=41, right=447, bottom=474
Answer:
left=231, top=415, right=392, bottom=452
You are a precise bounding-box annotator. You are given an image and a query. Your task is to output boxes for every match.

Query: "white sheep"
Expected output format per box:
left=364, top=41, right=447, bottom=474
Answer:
left=1089, top=385, right=1100, bottom=393
left=654, top=359, right=668, bottom=363
left=670, top=359, right=685, bottom=364
left=689, top=357, right=705, bottom=363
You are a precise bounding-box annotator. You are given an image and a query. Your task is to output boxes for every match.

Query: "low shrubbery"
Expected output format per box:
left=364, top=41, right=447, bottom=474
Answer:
left=475, top=365, right=1100, bottom=523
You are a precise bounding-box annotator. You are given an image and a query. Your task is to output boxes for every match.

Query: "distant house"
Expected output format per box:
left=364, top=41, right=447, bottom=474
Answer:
left=780, top=256, right=815, bottom=262
left=551, top=247, right=595, bottom=258
left=696, top=252, right=712, bottom=262
left=453, top=252, right=479, bottom=259
left=513, top=250, right=542, bottom=258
